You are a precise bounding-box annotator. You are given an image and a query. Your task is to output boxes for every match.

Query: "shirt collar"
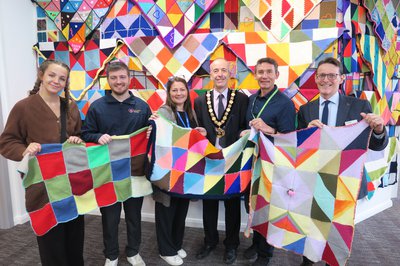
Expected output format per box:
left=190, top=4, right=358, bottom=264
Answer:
left=256, top=85, right=278, bottom=99
left=213, top=88, right=229, bottom=100
left=105, top=91, right=136, bottom=104
left=320, top=91, right=339, bottom=106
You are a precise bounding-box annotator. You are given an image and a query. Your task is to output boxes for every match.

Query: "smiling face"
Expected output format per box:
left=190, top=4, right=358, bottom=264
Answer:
left=210, top=58, right=230, bottom=92
left=254, top=62, right=279, bottom=95
left=315, top=63, right=345, bottom=100
left=39, top=63, right=69, bottom=96
left=107, top=68, right=130, bottom=97
left=169, top=81, right=188, bottom=110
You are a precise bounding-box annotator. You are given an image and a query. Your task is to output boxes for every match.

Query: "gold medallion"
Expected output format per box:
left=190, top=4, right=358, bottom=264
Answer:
left=216, top=127, right=225, bottom=138
left=205, top=90, right=236, bottom=130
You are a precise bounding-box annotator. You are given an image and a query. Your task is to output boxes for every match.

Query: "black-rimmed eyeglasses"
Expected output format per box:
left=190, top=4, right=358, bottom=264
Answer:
left=315, top=73, right=340, bottom=80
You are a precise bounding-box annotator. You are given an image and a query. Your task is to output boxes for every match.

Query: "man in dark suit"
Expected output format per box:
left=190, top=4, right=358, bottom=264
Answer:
left=240, top=57, right=296, bottom=266
left=194, top=58, right=248, bottom=264
left=297, top=57, right=388, bottom=266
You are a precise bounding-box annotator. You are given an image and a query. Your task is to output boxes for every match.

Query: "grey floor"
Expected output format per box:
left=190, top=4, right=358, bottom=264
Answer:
left=1, top=194, right=400, bottom=266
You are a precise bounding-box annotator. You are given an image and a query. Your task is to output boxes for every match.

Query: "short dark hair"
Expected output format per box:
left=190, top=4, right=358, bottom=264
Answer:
left=317, top=57, right=343, bottom=74
left=255, top=57, right=279, bottom=73
left=106, top=61, right=130, bottom=77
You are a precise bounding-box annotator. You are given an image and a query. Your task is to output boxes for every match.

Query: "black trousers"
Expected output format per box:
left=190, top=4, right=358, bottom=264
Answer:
left=155, top=197, right=190, bottom=256
left=244, top=191, right=274, bottom=258
left=101, top=197, right=144, bottom=260
left=202, top=197, right=241, bottom=250
left=253, top=231, right=274, bottom=258
left=37, top=215, right=84, bottom=266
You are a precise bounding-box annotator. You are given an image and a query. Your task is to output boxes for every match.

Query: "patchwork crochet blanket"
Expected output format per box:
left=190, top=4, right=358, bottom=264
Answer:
left=133, top=0, right=218, bottom=48
left=31, top=0, right=116, bottom=53
left=33, top=38, right=124, bottom=101
left=18, top=128, right=152, bottom=236
left=363, top=136, right=400, bottom=199
left=241, top=0, right=322, bottom=41
left=222, top=28, right=341, bottom=89
left=247, top=121, right=372, bottom=266
left=125, top=32, right=227, bottom=89
left=147, top=116, right=255, bottom=198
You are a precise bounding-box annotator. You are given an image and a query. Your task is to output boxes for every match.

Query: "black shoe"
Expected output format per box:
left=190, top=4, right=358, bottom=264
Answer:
left=196, top=245, right=215, bottom=260
left=244, top=244, right=257, bottom=260
left=252, top=256, right=270, bottom=266
left=223, top=249, right=237, bottom=264
left=300, top=256, right=314, bottom=266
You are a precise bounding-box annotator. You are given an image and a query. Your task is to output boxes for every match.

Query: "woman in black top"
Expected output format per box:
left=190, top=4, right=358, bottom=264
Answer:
left=153, top=76, right=206, bottom=265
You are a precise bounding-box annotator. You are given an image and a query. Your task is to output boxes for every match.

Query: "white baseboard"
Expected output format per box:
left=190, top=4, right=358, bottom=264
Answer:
left=13, top=213, right=29, bottom=225
left=355, top=199, right=393, bottom=224
left=355, top=184, right=397, bottom=224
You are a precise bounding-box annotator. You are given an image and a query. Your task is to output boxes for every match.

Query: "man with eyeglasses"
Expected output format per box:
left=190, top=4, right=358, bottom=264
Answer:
left=297, top=57, right=388, bottom=266
left=240, top=57, right=296, bottom=265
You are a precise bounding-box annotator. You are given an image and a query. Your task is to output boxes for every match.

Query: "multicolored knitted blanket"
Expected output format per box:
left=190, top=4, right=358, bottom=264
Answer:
left=132, top=0, right=218, bottom=48
left=364, top=136, right=400, bottom=199
left=33, top=38, right=124, bottom=101
left=241, top=0, right=322, bottom=41
left=18, top=128, right=152, bottom=236
left=222, top=28, right=341, bottom=89
left=247, top=121, right=372, bottom=266
left=31, top=0, right=116, bottom=53
left=147, top=116, right=255, bottom=198
left=124, top=32, right=227, bottom=89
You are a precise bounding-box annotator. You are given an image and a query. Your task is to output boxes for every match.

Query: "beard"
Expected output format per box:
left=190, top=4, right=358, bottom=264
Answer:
left=111, top=86, right=129, bottom=95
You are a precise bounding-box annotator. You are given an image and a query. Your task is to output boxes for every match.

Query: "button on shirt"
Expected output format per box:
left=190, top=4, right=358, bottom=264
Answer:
left=319, top=92, right=339, bottom=126
left=213, top=88, right=228, bottom=149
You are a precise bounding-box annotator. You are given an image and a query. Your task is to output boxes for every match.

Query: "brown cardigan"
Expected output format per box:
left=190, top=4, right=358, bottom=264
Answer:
left=0, top=94, right=81, bottom=161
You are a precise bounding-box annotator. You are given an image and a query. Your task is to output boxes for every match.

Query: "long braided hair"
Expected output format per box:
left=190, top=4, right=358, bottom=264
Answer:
left=30, top=60, right=71, bottom=115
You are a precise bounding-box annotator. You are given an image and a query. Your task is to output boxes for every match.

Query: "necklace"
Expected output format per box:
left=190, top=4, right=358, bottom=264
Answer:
left=206, top=90, right=236, bottom=138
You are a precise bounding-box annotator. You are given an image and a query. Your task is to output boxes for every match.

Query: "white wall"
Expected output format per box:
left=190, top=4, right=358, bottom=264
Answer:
left=0, top=1, right=38, bottom=225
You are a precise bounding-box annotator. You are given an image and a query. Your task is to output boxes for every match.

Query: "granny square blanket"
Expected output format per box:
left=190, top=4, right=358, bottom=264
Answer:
left=148, top=116, right=255, bottom=198
left=18, top=128, right=152, bottom=236
left=31, top=0, right=117, bottom=53
left=132, top=0, right=218, bottom=48
left=248, top=121, right=371, bottom=266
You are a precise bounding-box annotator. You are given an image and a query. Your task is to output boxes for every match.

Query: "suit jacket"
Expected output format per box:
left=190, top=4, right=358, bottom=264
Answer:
left=297, top=94, right=388, bottom=151
left=194, top=89, right=248, bottom=147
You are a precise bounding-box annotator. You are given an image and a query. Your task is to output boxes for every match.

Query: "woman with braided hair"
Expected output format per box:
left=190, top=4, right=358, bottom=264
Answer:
left=0, top=59, right=84, bottom=265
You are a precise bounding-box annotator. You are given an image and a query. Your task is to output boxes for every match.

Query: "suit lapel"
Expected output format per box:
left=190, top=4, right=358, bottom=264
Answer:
left=309, top=99, right=319, bottom=121
left=336, top=95, right=351, bottom=126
